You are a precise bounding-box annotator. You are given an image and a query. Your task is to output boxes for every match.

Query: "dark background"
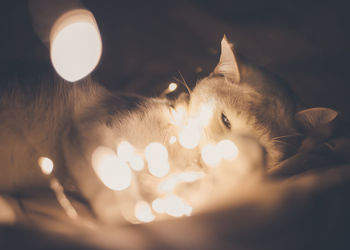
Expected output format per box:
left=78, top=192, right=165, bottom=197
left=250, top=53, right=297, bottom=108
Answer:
left=0, top=0, right=349, bottom=113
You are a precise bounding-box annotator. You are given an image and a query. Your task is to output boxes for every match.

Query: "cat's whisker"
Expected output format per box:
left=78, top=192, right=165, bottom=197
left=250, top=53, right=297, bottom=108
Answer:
left=176, top=71, right=192, bottom=96
left=272, top=139, right=299, bottom=149
left=271, top=133, right=302, bottom=140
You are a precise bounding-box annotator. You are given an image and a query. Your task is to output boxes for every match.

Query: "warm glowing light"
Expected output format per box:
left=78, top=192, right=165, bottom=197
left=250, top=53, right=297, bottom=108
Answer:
left=50, top=10, right=102, bottom=82
left=38, top=157, right=54, bottom=175
left=152, top=198, right=165, bottom=214
left=217, top=139, right=239, bottom=160
left=117, top=141, right=135, bottom=162
left=178, top=102, right=214, bottom=149
left=201, top=140, right=239, bottom=167
left=50, top=178, right=78, bottom=219
left=158, top=171, right=205, bottom=193
left=145, top=143, right=170, bottom=177
left=134, top=201, right=155, bottom=223
left=91, top=146, right=132, bottom=191
left=161, top=195, right=192, bottom=217
left=145, top=142, right=168, bottom=162
left=168, top=82, right=178, bottom=92
left=169, top=136, right=177, bottom=144
left=148, top=161, right=170, bottom=178
left=129, top=155, right=144, bottom=171
left=197, top=103, right=214, bottom=126
left=201, top=144, right=221, bottom=167
left=179, top=122, right=201, bottom=149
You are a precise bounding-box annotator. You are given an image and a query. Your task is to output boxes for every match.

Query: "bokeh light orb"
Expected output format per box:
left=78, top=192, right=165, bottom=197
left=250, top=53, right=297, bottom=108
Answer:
left=50, top=10, right=102, bottom=82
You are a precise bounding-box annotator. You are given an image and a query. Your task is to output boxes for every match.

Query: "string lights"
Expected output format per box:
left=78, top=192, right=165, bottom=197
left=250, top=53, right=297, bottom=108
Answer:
left=36, top=82, right=241, bottom=224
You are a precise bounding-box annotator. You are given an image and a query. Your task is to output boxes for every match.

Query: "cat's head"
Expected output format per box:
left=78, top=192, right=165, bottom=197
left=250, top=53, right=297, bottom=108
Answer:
left=179, top=36, right=337, bottom=168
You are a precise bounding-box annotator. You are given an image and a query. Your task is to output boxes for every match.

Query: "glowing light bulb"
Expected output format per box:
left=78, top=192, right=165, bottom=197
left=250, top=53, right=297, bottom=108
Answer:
left=148, top=161, right=170, bottom=178
left=117, top=141, right=135, bottom=162
left=145, top=143, right=170, bottom=177
left=201, top=144, right=221, bottom=167
left=162, top=195, right=192, bottom=217
left=152, top=198, right=165, bottom=214
left=91, top=146, right=132, bottom=191
left=129, top=155, right=144, bottom=171
left=197, top=103, right=214, bottom=126
left=158, top=171, right=205, bottom=193
left=145, top=142, right=168, bottom=162
left=179, top=122, right=201, bottom=149
left=135, top=201, right=155, bottom=223
left=168, top=82, right=178, bottom=92
left=38, top=157, right=54, bottom=175
left=50, top=10, right=102, bottom=82
left=217, top=139, right=239, bottom=160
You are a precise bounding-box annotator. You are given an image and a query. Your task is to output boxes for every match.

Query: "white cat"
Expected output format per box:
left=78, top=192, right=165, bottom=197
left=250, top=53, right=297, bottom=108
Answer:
left=0, top=36, right=337, bottom=223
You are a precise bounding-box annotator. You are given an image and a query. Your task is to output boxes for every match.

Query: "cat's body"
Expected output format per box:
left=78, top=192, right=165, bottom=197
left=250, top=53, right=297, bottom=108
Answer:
left=0, top=37, right=337, bottom=222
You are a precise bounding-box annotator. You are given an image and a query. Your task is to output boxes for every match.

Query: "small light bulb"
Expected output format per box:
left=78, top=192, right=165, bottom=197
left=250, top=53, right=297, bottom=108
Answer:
left=168, top=82, right=178, bottom=92
left=145, top=143, right=170, bottom=177
left=179, top=122, right=201, bottom=149
left=50, top=10, right=102, bottom=82
left=152, top=198, right=165, bottom=214
left=217, top=139, right=239, bottom=160
left=135, top=201, right=155, bottom=223
left=117, top=141, right=135, bottom=162
left=38, top=157, right=54, bottom=175
left=162, top=195, right=192, bottom=217
left=129, top=155, right=144, bottom=171
left=91, top=146, right=132, bottom=191
left=201, top=144, right=221, bottom=167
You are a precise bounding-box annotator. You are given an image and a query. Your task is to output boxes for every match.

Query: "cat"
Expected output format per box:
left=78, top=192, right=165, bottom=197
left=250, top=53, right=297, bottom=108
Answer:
left=0, top=36, right=338, bottom=223
left=190, top=36, right=339, bottom=166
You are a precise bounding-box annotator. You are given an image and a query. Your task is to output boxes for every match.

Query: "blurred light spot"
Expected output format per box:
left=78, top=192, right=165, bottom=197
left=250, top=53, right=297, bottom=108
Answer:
left=50, top=10, right=102, bottom=82
left=145, top=142, right=168, bottom=162
left=91, top=146, right=132, bottom=191
left=179, top=122, right=201, bottom=149
left=169, top=136, right=177, bottom=145
left=38, top=157, right=54, bottom=175
left=135, top=201, right=155, bottom=223
left=197, top=103, right=214, bottom=126
left=158, top=171, right=205, bottom=193
left=117, top=141, right=135, bottom=162
left=168, top=82, right=178, bottom=92
left=178, top=102, right=214, bottom=149
left=148, top=161, right=170, bottom=178
left=217, top=139, right=239, bottom=160
left=129, top=155, right=144, bottom=171
left=152, top=198, right=165, bottom=214
left=201, top=144, right=221, bottom=167
left=145, top=143, right=170, bottom=177
left=162, top=195, right=192, bottom=217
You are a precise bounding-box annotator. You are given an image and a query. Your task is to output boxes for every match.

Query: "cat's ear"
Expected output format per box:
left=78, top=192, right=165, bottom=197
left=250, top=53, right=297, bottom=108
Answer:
left=295, top=107, right=338, bottom=130
left=214, top=35, right=240, bottom=83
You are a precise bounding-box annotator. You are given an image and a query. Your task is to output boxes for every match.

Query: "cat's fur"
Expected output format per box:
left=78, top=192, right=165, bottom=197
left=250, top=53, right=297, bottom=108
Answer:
left=0, top=36, right=337, bottom=222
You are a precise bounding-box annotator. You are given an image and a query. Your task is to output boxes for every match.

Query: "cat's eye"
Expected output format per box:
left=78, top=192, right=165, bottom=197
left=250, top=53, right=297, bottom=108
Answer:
left=221, top=112, right=231, bottom=129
